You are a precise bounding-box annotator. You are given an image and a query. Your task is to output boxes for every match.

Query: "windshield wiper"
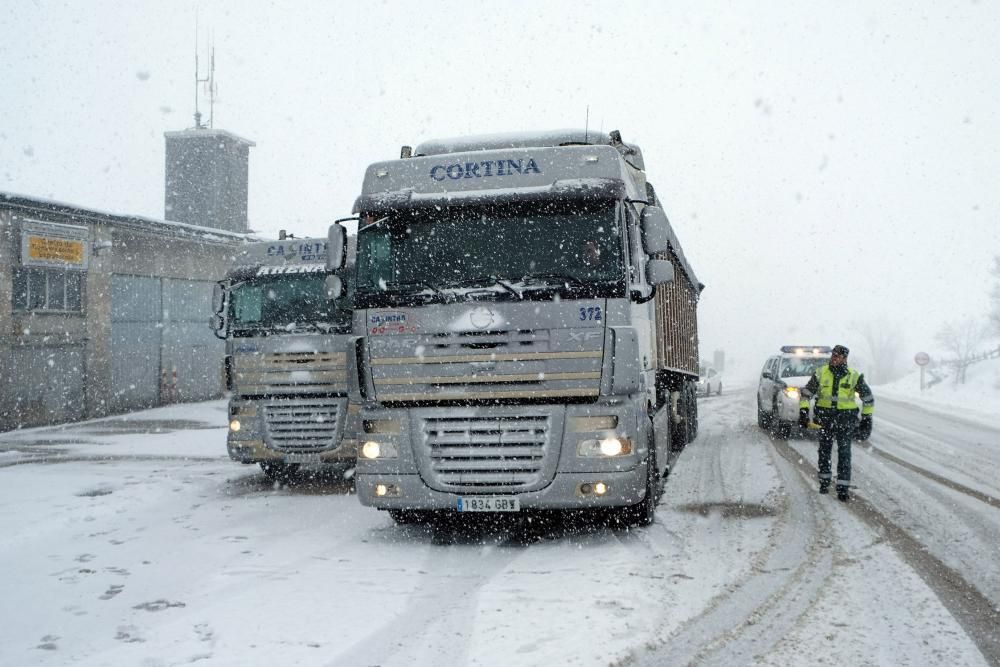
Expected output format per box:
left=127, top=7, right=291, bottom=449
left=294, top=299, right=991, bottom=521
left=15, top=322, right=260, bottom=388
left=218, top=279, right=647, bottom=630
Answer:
left=442, top=275, right=524, bottom=300
left=382, top=280, right=449, bottom=301
left=519, top=272, right=587, bottom=288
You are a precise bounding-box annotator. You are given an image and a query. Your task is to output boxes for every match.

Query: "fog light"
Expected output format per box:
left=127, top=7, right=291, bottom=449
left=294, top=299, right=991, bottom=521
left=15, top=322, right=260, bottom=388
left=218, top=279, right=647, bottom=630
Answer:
left=599, top=437, right=624, bottom=457
left=594, top=482, right=608, bottom=495
left=374, top=483, right=401, bottom=498
left=229, top=419, right=241, bottom=432
left=580, top=483, right=593, bottom=495
left=361, top=441, right=381, bottom=459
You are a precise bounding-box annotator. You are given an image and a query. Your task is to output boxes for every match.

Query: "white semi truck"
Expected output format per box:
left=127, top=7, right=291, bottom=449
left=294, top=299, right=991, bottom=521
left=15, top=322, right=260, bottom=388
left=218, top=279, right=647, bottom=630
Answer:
left=211, top=236, right=359, bottom=481
left=326, top=130, right=702, bottom=523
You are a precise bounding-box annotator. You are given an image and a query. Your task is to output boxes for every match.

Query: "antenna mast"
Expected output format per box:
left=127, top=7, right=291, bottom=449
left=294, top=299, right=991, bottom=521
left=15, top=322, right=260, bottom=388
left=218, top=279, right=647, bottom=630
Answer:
left=208, top=45, right=216, bottom=129
left=193, top=22, right=210, bottom=129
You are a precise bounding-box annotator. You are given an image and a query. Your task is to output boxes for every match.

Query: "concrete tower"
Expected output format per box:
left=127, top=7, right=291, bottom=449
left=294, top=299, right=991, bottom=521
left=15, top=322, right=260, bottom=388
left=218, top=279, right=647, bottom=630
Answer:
left=164, top=128, right=255, bottom=233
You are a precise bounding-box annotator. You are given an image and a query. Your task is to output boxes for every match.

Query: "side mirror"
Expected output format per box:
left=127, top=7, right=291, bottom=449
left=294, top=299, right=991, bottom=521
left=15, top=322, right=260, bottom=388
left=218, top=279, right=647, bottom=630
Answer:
left=324, top=274, right=343, bottom=300
left=209, top=313, right=225, bottom=333
left=645, top=259, right=675, bottom=285
left=211, top=283, right=225, bottom=314
left=327, top=223, right=346, bottom=271
left=762, top=370, right=774, bottom=380
left=640, top=206, right=671, bottom=255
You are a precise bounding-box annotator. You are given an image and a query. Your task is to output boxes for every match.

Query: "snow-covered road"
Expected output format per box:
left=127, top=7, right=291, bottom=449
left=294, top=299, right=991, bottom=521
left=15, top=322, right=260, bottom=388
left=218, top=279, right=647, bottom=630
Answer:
left=1, top=393, right=997, bottom=666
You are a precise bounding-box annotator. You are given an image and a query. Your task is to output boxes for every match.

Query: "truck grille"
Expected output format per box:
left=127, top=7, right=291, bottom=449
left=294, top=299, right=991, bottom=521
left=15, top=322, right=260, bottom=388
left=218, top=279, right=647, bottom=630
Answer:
left=371, top=329, right=602, bottom=403
left=263, top=399, right=342, bottom=452
left=234, top=351, right=348, bottom=397
left=418, top=414, right=553, bottom=492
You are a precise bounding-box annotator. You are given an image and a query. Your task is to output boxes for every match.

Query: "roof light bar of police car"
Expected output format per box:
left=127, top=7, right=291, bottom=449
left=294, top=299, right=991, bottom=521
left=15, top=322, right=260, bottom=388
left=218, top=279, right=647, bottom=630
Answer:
left=780, top=346, right=832, bottom=354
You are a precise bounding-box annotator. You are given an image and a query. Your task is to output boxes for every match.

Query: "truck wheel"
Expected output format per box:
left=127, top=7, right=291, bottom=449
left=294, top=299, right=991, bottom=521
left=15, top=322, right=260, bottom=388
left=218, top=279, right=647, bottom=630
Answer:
left=612, top=437, right=658, bottom=528
left=687, top=385, right=699, bottom=442
left=670, top=414, right=689, bottom=452
left=259, top=461, right=300, bottom=483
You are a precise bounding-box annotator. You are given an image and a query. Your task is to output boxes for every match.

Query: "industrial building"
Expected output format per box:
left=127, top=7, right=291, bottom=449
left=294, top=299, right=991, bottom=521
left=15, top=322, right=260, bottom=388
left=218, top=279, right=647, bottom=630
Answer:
left=0, top=127, right=255, bottom=431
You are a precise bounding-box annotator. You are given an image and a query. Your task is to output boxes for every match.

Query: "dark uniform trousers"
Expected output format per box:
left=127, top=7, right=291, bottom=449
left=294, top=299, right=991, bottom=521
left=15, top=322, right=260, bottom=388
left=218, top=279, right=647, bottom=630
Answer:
left=816, top=408, right=856, bottom=488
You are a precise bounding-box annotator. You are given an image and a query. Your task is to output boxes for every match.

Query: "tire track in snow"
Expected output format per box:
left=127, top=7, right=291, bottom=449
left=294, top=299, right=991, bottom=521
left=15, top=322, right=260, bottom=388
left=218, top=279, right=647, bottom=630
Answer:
left=773, top=437, right=1000, bottom=666
left=629, top=400, right=835, bottom=666
left=324, top=528, right=528, bottom=667
left=858, top=440, right=1000, bottom=508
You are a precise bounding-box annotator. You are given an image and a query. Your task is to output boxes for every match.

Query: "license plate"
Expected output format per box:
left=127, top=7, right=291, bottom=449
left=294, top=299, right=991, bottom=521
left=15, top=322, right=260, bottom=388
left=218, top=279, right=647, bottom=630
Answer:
left=285, top=453, right=321, bottom=464
left=457, top=496, right=520, bottom=512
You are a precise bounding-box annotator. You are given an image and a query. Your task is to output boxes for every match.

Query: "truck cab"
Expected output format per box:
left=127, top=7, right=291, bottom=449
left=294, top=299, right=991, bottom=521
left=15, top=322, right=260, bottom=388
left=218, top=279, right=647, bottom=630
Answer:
left=333, top=130, right=702, bottom=524
left=212, top=236, right=359, bottom=481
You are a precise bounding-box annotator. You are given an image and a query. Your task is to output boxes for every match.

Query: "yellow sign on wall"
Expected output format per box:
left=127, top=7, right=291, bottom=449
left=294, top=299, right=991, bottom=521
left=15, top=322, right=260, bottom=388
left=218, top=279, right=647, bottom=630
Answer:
left=20, top=220, right=90, bottom=269
left=27, top=235, right=85, bottom=265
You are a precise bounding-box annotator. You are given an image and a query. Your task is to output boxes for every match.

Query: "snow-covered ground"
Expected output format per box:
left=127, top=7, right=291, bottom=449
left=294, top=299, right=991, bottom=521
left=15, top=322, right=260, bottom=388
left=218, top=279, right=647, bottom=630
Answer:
left=875, top=358, right=1000, bottom=430
left=0, top=393, right=997, bottom=665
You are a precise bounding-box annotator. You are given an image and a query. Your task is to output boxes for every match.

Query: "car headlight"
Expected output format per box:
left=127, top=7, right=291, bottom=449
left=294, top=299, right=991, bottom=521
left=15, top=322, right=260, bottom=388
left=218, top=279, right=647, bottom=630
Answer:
left=578, top=436, right=633, bottom=457
left=783, top=387, right=800, bottom=399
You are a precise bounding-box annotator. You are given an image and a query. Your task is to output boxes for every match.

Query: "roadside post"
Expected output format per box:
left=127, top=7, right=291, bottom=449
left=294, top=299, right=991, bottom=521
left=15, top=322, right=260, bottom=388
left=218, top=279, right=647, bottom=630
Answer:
left=914, top=351, right=930, bottom=391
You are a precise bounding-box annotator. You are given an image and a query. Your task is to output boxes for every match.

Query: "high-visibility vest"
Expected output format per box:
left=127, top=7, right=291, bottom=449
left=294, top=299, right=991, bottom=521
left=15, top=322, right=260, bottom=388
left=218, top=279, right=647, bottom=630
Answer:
left=813, top=365, right=860, bottom=410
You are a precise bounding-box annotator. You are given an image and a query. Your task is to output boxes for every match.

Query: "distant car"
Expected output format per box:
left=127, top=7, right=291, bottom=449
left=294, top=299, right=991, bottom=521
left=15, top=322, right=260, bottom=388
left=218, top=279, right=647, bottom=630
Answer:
left=757, top=346, right=831, bottom=438
left=696, top=365, right=723, bottom=396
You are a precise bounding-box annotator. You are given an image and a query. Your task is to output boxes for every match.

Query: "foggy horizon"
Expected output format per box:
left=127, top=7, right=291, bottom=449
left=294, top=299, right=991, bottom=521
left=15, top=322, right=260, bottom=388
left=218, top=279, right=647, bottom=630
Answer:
left=3, top=0, right=999, bottom=378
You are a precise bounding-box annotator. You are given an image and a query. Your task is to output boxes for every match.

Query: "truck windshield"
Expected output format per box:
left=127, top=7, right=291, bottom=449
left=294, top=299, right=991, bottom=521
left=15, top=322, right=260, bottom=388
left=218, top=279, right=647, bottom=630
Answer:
left=228, top=273, right=351, bottom=335
left=355, top=201, right=625, bottom=307
left=781, top=357, right=828, bottom=378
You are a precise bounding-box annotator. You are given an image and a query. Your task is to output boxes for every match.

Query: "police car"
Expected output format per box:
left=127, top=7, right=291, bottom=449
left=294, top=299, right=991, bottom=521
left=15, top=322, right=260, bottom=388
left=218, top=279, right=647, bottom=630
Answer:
left=756, top=346, right=831, bottom=438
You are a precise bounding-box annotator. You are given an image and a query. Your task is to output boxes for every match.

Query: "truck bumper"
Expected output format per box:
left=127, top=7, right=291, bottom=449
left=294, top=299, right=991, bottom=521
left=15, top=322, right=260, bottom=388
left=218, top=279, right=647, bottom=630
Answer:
left=356, top=469, right=647, bottom=511
left=226, top=396, right=359, bottom=464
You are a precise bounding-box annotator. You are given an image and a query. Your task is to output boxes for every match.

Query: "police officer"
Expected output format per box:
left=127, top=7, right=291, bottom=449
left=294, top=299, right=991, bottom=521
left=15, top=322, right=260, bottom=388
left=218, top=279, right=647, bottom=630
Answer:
left=798, top=345, right=874, bottom=501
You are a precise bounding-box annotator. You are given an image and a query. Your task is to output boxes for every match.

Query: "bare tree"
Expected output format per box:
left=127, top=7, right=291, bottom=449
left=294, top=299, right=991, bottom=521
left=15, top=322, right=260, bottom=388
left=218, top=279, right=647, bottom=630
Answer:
left=934, top=317, right=989, bottom=384
left=852, top=317, right=906, bottom=384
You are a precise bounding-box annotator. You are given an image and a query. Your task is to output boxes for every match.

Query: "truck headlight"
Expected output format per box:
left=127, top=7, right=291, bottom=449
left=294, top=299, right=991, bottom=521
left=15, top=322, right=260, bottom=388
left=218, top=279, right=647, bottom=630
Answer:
left=229, top=419, right=241, bottom=432
left=360, top=440, right=398, bottom=459
left=578, top=436, right=632, bottom=457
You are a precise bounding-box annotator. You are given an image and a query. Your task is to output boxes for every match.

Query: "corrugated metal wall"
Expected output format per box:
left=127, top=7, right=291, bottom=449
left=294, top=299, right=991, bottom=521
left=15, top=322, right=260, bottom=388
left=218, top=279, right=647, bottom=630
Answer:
left=111, top=275, right=223, bottom=411
left=111, top=275, right=162, bottom=411
left=162, top=278, right=223, bottom=402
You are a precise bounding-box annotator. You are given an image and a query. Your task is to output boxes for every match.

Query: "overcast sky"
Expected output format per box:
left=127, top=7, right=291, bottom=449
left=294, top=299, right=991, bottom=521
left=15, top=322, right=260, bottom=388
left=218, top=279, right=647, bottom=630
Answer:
left=3, top=1, right=999, bottom=378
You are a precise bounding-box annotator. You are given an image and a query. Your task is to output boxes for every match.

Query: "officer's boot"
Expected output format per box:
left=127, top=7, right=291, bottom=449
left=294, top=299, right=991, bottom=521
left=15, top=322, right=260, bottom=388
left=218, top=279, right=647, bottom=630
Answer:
left=836, top=485, right=850, bottom=502
left=819, top=481, right=830, bottom=495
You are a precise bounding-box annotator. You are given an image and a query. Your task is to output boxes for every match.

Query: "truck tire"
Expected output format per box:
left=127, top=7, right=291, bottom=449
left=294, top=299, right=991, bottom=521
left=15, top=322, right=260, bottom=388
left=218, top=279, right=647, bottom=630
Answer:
left=612, top=434, right=658, bottom=528
left=687, top=384, right=699, bottom=442
left=259, top=461, right=300, bottom=483
left=670, top=414, right=688, bottom=452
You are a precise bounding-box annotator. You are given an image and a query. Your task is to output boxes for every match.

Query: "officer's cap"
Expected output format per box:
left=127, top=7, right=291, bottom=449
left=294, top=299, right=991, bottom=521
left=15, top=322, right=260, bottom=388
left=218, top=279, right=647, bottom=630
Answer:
left=831, top=344, right=850, bottom=357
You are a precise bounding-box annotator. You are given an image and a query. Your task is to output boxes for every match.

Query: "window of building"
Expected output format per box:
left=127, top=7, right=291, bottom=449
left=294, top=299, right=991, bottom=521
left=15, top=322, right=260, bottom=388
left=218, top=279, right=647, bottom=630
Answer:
left=12, top=267, right=84, bottom=312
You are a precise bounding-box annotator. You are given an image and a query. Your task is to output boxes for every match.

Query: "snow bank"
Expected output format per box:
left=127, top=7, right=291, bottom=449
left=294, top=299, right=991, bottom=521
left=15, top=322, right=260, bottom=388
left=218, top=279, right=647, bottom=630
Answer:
left=874, top=358, right=1000, bottom=429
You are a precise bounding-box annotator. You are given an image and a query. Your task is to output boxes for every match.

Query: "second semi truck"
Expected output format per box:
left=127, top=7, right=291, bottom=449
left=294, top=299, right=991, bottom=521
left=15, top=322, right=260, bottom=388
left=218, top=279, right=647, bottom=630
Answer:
left=212, top=236, right=359, bottom=481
